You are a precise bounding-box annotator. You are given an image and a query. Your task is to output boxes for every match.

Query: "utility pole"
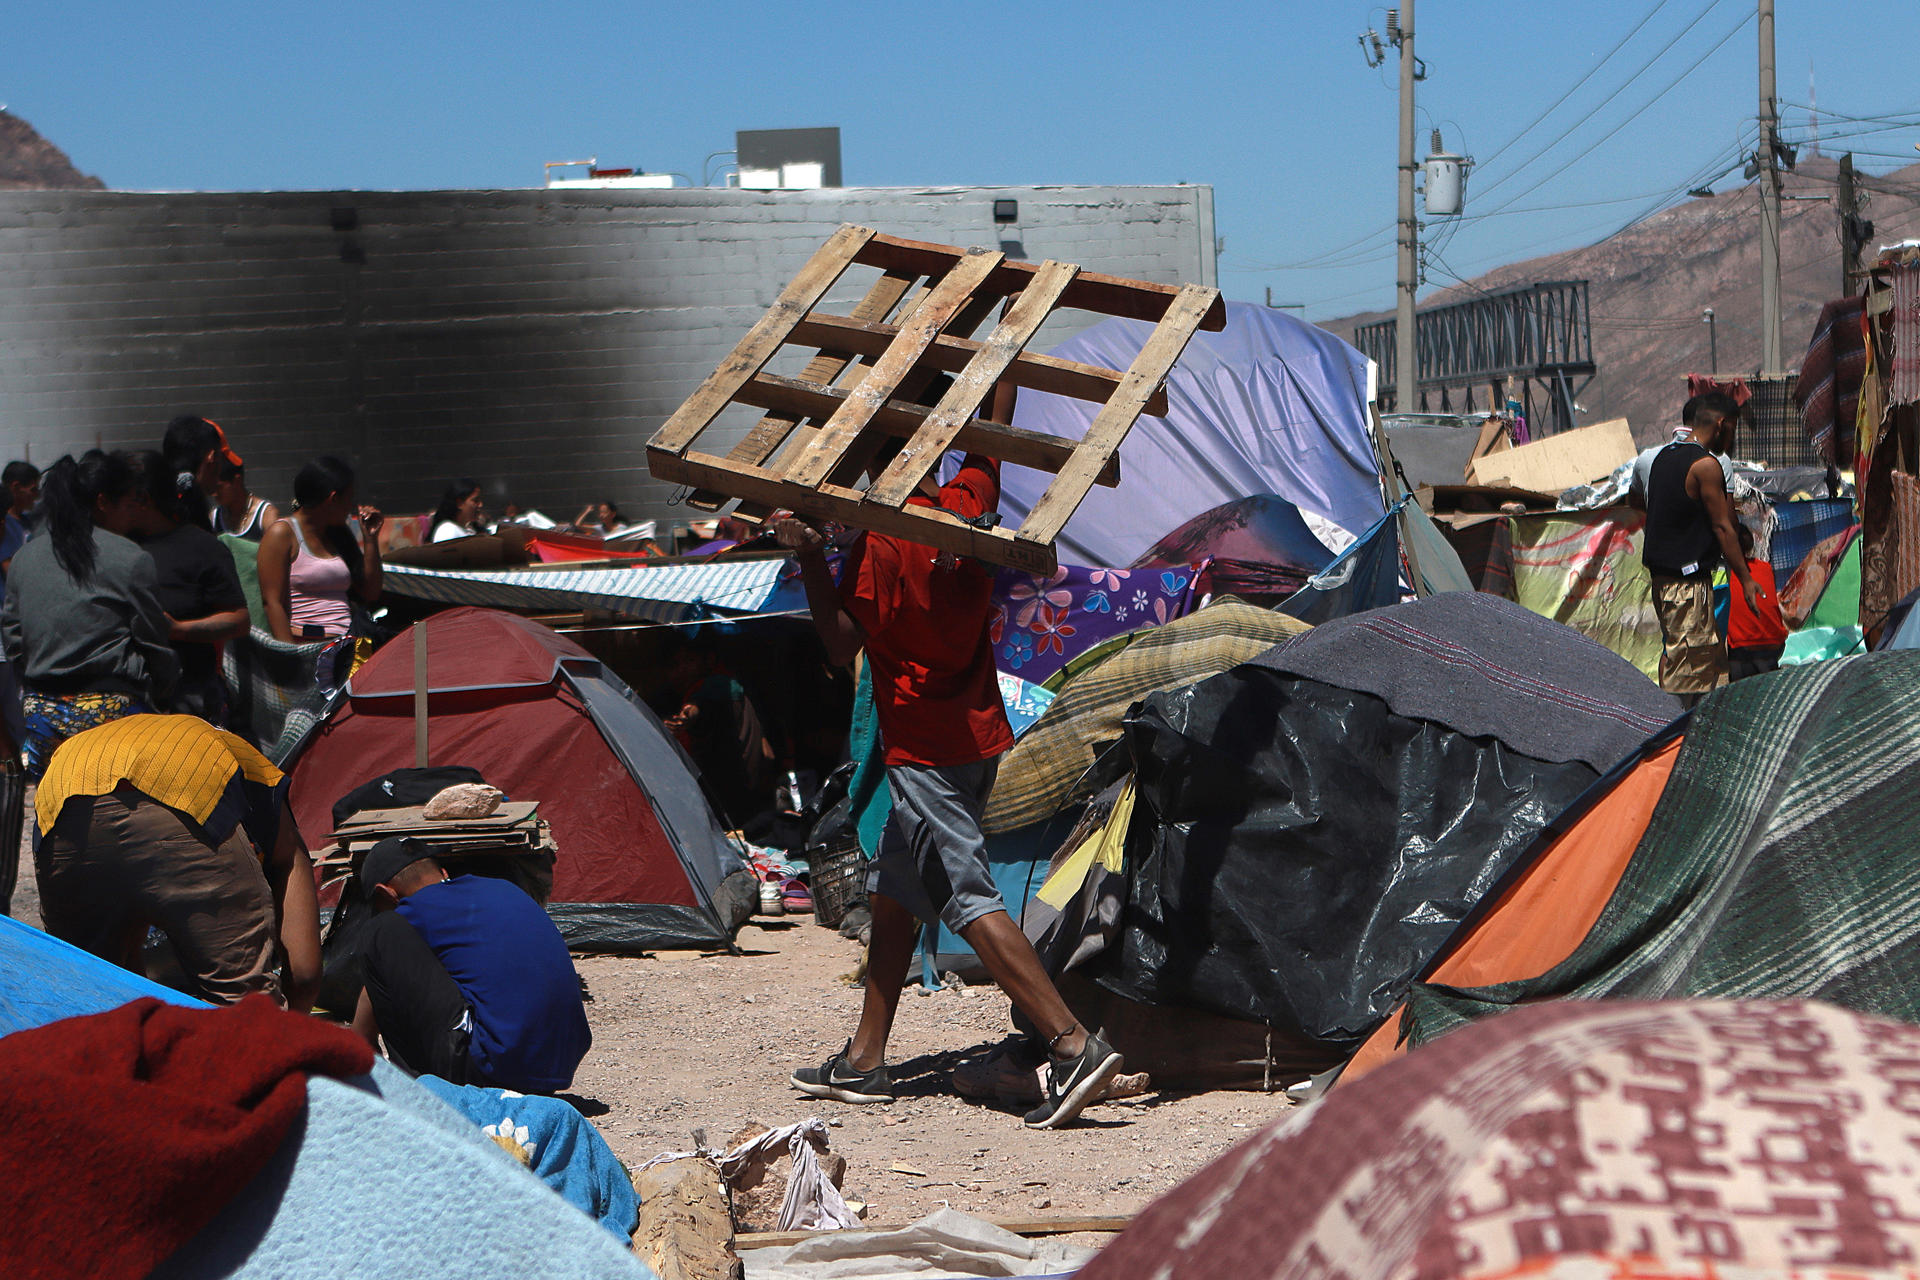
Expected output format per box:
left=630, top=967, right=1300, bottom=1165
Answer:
left=1704, top=308, right=1718, bottom=373
left=1394, top=1, right=1419, bottom=414
left=1757, top=0, right=1783, bottom=374
left=1837, top=153, right=1872, bottom=295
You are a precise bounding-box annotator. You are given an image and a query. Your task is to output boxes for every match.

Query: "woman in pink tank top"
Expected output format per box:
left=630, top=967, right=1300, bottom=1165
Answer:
left=257, top=456, right=384, bottom=642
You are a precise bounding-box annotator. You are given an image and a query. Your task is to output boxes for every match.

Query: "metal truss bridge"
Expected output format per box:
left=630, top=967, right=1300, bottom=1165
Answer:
left=1354, top=280, right=1597, bottom=434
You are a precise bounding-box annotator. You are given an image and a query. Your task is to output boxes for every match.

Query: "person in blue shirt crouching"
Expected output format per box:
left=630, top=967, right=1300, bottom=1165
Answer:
left=351, top=836, right=591, bottom=1095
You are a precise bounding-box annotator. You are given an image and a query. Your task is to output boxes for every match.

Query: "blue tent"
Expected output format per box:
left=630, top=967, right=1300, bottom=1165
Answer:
left=0, top=914, right=198, bottom=1037
left=1281, top=502, right=1406, bottom=624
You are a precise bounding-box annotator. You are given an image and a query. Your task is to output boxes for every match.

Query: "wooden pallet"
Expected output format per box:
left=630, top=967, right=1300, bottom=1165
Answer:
left=645, top=224, right=1224, bottom=572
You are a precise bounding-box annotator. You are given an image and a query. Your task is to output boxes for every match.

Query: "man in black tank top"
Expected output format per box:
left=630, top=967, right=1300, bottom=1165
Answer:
left=1633, top=392, right=1763, bottom=704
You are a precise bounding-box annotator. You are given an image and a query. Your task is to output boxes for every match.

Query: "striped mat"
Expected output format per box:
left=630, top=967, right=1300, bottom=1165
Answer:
left=1409, top=650, right=1920, bottom=1044
left=981, top=601, right=1310, bottom=834
left=381, top=558, right=796, bottom=624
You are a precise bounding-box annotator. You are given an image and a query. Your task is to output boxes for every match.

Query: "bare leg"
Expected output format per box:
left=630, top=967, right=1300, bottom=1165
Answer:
left=960, top=910, right=1087, bottom=1060
left=846, top=892, right=918, bottom=1072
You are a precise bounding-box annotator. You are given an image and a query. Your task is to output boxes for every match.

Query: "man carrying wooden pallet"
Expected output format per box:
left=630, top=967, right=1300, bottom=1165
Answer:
left=773, top=392, right=1123, bottom=1130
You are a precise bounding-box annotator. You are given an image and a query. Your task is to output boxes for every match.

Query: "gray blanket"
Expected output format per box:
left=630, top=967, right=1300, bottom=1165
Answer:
left=1256, top=592, right=1680, bottom=771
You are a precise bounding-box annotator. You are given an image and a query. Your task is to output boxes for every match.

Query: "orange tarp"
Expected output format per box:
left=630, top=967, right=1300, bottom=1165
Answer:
left=1342, top=734, right=1683, bottom=1081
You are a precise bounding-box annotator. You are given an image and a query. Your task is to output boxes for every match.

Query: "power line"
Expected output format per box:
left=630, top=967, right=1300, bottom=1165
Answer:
left=1470, top=7, right=1755, bottom=220
left=1471, top=0, right=1676, bottom=173
left=1780, top=100, right=1920, bottom=125
left=1228, top=223, right=1396, bottom=273
left=1235, top=0, right=1753, bottom=276
left=1469, top=0, right=1732, bottom=204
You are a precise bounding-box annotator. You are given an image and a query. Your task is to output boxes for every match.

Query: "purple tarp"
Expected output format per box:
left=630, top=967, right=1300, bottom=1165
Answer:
left=998, top=302, right=1383, bottom=567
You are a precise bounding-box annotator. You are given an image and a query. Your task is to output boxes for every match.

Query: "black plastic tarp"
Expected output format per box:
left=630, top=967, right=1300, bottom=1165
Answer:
left=1095, top=671, right=1599, bottom=1058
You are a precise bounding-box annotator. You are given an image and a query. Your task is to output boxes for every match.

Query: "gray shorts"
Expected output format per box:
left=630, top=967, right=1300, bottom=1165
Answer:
left=867, top=758, right=1004, bottom=936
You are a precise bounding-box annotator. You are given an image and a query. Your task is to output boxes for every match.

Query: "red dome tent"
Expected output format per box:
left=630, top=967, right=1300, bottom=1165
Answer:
left=289, top=608, right=751, bottom=951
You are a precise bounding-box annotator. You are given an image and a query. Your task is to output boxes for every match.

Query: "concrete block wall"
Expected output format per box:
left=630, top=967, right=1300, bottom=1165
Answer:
left=0, top=184, right=1215, bottom=526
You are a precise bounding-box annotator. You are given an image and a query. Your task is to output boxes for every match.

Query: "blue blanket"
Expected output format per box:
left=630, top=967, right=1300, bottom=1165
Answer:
left=417, top=1076, right=639, bottom=1242
left=155, top=1066, right=654, bottom=1279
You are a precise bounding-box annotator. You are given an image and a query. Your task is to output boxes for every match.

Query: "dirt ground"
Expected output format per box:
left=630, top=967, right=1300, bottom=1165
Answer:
left=11, top=791, right=1293, bottom=1232
left=570, top=917, right=1293, bottom=1227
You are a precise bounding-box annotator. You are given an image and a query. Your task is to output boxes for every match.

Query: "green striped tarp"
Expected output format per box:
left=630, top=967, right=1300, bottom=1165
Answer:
left=1409, top=651, right=1920, bottom=1043
left=982, top=601, right=1310, bottom=834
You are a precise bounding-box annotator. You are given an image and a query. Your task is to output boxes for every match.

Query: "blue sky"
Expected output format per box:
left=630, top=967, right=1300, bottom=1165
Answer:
left=5, top=1, right=1917, bottom=321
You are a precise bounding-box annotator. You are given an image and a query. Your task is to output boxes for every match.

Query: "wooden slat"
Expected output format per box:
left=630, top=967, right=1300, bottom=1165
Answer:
left=649, top=223, right=875, bottom=456
left=737, top=1214, right=1132, bottom=1249
left=785, top=248, right=1005, bottom=490
left=771, top=281, right=938, bottom=490
left=856, top=231, right=1227, bottom=331
left=814, top=289, right=1006, bottom=491
left=1015, top=283, right=1219, bottom=548
left=865, top=260, right=1079, bottom=508
left=647, top=446, right=1057, bottom=573
left=790, top=313, right=1168, bottom=416
left=682, top=268, right=920, bottom=511
left=737, top=373, right=1118, bottom=485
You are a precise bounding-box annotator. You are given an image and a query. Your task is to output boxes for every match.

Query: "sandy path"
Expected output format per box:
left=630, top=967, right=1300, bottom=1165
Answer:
left=570, top=915, right=1293, bottom=1226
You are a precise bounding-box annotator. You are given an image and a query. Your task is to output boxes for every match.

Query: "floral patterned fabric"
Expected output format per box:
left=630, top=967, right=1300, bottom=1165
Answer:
left=995, top=672, right=1055, bottom=740
left=989, top=563, right=1201, bottom=686
left=21, top=691, right=146, bottom=780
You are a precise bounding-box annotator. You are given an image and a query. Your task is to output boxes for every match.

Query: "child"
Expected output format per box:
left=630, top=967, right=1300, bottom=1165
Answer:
left=1727, top=524, right=1785, bottom=680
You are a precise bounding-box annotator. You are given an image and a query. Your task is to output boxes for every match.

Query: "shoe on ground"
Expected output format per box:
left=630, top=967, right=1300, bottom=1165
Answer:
left=1025, top=1030, right=1123, bottom=1130
left=790, top=1041, right=894, bottom=1105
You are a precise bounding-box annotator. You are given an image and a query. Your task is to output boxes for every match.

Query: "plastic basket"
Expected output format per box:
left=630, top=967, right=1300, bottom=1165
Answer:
left=808, top=830, right=868, bottom=930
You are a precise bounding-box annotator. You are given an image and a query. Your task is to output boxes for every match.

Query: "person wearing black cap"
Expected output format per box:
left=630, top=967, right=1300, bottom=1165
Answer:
left=351, top=837, right=591, bottom=1094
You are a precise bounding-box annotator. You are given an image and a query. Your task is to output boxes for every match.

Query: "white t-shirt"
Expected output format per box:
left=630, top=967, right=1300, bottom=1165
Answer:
left=432, top=521, right=470, bottom=543
left=1630, top=432, right=1731, bottom=503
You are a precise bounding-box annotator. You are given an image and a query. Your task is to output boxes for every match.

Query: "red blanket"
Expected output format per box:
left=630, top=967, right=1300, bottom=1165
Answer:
left=0, top=995, right=373, bottom=1280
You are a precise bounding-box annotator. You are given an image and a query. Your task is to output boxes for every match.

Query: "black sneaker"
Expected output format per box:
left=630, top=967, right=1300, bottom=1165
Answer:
left=790, top=1041, right=894, bottom=1104
left=1024, top=1031, right=1123, bottom=1129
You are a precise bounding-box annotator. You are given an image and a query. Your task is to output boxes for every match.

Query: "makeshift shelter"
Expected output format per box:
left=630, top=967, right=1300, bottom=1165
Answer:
left=1000, top=302, right=1384, bottom=566
left=984, top=600, right=1311, bottom=834
left=1503, top=508, right=1659, bottom=677
left=289, top=608, right=750, bottom=951
left=1348, top=652, right=1920, bottom=1077
left=904, top=602, right=1312, bottom=979
left=1039, top=593, right=1679, bottom=1080
left=1080, top=997, right=1920, bottom=1280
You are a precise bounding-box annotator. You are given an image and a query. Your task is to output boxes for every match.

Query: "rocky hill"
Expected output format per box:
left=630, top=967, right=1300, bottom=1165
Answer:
left=1330, top=155, right=1920, bottom=444
left=0, top=109, right=104, bottom=190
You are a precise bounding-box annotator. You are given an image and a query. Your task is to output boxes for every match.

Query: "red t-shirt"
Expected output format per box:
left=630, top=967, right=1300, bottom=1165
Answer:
left=843, top=456, right=1015, bottom=768
left=1728, top=558, right=1787, bottom=649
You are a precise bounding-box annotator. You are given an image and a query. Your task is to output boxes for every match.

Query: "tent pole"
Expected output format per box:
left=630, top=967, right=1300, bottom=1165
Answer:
left=413, top=621, right=429, bottom=767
